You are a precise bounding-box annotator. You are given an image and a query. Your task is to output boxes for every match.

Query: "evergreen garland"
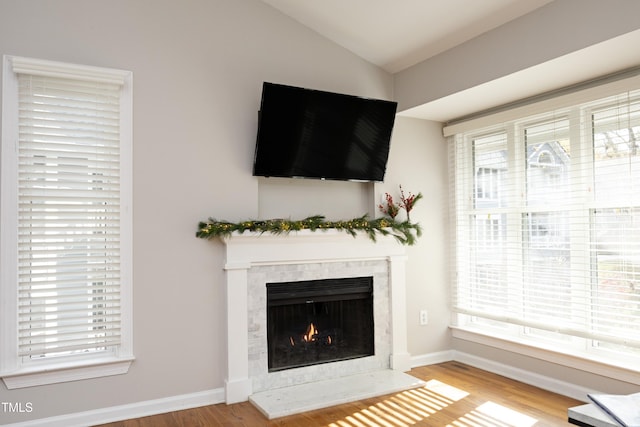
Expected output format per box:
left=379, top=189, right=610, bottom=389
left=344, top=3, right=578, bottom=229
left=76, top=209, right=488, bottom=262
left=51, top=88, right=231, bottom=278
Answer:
left=196, top=214, right=422, bottom=246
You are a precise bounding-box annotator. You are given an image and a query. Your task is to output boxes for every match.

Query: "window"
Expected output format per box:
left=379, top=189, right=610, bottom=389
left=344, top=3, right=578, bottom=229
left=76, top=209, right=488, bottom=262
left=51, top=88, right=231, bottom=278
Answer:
left=1, top=56, right=133, bottom=388
left=450, top=87, right=640, bottom=376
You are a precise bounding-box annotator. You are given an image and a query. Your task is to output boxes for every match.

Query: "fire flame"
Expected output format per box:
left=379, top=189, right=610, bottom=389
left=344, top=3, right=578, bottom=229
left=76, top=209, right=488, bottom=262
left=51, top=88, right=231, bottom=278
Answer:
left=303, top=322, right=318, bottom=342
left=289, top=322, right=333, bottom=347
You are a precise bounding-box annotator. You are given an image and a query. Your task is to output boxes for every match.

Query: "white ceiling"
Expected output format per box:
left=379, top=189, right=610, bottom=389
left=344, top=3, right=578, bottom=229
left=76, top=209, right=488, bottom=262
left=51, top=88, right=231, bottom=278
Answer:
left=260, top=0, right=553, bottom=73
left=260, top=0, right=640, bottom=121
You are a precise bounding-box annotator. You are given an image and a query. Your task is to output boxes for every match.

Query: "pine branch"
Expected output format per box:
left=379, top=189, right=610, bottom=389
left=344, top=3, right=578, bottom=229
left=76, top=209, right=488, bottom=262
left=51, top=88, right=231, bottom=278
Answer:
left=196, top=215, right=422, bottom=246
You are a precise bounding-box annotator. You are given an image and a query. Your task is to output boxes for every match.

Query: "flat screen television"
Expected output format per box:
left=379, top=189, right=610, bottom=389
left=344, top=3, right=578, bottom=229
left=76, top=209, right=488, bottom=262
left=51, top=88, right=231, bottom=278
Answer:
left=252, top=82, right=397, bottom=182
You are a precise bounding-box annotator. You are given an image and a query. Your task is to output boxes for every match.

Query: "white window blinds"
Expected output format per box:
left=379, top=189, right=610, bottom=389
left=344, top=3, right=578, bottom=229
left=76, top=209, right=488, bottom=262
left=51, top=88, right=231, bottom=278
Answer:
left=16, top=72, right=123, bottom=358
left=450, top=90, right=640, bottom=359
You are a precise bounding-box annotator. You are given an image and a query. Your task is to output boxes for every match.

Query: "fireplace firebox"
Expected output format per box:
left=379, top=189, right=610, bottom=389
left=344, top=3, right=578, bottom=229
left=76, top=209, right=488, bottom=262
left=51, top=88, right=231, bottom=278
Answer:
left=266, top=276, right=374, bottom=372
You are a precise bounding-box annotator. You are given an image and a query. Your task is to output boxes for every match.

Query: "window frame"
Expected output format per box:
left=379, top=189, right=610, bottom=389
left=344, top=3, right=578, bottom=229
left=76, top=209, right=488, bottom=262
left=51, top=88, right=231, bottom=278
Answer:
left=450, top=93, right=640, bottom=384
left=0, top=55, right=134, bottom=389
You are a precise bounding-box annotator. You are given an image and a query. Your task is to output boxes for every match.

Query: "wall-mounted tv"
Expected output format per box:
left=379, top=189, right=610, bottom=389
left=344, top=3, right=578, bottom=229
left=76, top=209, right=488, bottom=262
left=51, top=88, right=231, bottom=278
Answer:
left=252, top=82, right=398, bottom=182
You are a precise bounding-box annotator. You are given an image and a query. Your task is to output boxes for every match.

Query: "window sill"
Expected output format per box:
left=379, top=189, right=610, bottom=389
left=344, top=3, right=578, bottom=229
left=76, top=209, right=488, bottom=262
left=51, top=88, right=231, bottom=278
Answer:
left=450, top=326, right=640, bottom=385
left=1, top=356, right=135, bottom=389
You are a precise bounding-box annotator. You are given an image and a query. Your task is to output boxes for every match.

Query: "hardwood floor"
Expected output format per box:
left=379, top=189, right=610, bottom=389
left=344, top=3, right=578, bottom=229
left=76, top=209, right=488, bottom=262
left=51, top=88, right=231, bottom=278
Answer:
left=96, top=362, right=583, bottom=426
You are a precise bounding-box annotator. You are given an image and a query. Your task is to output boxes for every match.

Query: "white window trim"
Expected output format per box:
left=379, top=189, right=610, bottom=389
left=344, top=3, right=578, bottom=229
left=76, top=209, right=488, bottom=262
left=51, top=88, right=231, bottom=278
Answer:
left=449, top=82, right=640, bottom=384
left=0, top=56, right=134, bottom=389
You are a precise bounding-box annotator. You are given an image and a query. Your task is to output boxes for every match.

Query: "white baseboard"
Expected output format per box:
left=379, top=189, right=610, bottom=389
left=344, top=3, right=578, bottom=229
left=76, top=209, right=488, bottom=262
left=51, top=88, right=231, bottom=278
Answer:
left=410, top=349, right=594, bottom=403
left=451, top=350, right=594, bottom=402
left=410, top=350, right=454, bottom=368
left=4, top=387, right=225, bottom=427
left=7, top=349, right=596, bottom=426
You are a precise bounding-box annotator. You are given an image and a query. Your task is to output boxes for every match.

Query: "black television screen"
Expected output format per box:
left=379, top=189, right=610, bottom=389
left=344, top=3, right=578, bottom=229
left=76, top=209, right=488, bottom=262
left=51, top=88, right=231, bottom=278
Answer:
left=252, top=82, right=397, bottom=182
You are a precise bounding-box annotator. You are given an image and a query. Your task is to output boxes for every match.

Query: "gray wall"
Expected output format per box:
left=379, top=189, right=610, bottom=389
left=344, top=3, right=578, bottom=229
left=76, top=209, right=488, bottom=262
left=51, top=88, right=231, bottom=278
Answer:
left=0, top=0, right=447, bottom=423
left=395, top=0, right=640, bottom=114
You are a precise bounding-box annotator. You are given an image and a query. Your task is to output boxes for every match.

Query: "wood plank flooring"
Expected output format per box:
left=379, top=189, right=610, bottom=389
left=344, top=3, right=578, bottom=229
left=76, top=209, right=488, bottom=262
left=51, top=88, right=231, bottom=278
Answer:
left=95, top=362, right=583, bottom=426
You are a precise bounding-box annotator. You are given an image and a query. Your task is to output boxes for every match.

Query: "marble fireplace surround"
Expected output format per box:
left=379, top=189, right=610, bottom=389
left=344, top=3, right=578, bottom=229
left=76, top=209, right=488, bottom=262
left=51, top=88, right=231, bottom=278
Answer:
left=220, top=229, right=417, bottom=414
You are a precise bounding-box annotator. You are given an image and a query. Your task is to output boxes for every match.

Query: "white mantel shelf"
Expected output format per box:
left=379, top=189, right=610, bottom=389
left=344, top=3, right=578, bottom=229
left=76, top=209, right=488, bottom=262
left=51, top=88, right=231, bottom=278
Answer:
left=219, top=230, right=411, bottom=405
left=221, top=229, right=407, bottom=268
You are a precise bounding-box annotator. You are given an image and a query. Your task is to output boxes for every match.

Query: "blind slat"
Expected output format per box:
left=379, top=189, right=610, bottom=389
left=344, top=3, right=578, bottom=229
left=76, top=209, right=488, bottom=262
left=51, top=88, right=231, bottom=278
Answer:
left=17, top=72, right=123, bottom=359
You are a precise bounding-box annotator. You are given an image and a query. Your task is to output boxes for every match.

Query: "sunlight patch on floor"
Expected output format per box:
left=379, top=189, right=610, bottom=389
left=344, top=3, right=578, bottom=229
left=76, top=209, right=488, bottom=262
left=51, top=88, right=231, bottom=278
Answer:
left=476, top=402, right=537, bottom=427
left=328, top=385, right=452, bottom=427
left=328, top=380, right=540, bottom=427
left=449, top=401, right=538, bottom=427
left=424, top=379, right=470, bottom=402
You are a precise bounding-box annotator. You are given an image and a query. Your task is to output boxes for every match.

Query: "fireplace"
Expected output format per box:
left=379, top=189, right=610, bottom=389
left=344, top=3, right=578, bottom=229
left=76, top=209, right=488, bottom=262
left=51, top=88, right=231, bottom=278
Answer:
left=267, top=277, right=374, bottom=372
left=219, top=229, right=411, bottom=405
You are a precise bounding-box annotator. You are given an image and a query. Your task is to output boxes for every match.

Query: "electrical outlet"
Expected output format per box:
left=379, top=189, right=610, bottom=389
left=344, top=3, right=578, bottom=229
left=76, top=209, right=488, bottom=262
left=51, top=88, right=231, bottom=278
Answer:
left=419, top=309, right=428, bottom=325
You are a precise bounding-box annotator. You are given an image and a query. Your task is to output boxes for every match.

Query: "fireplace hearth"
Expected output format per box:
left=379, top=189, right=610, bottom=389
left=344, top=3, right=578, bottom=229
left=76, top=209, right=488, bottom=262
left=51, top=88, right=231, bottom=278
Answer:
left=267, top=277, right=374, bottom=372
